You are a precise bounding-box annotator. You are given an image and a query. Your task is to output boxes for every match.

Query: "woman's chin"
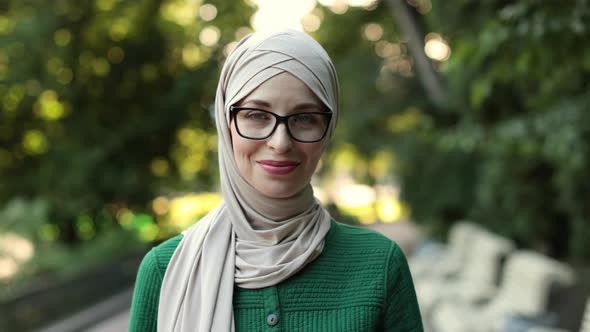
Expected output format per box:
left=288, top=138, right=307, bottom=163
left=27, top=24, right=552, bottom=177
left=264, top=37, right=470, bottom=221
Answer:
left=256, top=184, right=305, bottom=199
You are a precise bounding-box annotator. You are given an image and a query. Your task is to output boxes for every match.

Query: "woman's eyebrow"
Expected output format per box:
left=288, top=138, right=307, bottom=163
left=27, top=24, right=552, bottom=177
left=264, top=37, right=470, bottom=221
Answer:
left=293, top=103, right=323, bottom=111
left=242, top=99, right=271, bottom=108
left=242, top=99, right=324, bottom=111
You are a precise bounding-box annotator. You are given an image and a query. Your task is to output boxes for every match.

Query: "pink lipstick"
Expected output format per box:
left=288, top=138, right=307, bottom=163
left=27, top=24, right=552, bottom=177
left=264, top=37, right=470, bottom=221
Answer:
left=257, top=160, right=299, bottom=175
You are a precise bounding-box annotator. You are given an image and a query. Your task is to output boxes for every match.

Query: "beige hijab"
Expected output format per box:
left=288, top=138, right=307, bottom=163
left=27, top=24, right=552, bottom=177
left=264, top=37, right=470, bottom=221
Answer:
left=157, top=30, right=339, bottom=332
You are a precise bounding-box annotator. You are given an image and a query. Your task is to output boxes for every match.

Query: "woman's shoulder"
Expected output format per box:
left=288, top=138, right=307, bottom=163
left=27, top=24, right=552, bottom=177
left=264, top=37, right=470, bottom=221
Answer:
left=325, top=220, right=404, bottom=264
left=328, top=220, right=399, bottom=250
left=130, top=235, right=183, bottom=330
left=140, top=234, right=184, bottom=276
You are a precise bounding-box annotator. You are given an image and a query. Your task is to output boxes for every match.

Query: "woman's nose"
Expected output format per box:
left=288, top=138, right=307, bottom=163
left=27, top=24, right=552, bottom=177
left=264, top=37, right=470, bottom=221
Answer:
left=266, top=123, right=293, bottom=153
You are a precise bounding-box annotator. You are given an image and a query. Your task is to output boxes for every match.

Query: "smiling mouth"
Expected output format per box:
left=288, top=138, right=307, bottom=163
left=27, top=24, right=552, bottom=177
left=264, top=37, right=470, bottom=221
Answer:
left=257, top=160, right=300, bottom=175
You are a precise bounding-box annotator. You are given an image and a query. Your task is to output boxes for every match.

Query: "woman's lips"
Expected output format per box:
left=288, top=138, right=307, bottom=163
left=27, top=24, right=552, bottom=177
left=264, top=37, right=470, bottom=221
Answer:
left=257, top=160, right=299, bottom=175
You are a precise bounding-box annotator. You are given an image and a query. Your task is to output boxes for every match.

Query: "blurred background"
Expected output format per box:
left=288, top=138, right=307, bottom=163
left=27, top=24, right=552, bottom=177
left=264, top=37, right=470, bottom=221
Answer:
left=1, top=0, right=589, bottom=331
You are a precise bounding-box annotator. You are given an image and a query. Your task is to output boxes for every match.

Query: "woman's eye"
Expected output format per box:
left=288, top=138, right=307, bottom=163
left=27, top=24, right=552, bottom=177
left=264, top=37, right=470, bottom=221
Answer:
left=245, top=111, right=271, bottom=121
left=294, top=114, right=318, bottom=125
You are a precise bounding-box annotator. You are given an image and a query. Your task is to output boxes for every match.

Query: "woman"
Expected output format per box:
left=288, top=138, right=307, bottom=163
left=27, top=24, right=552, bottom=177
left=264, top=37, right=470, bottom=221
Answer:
left=129, top=29, right=423, bottom=332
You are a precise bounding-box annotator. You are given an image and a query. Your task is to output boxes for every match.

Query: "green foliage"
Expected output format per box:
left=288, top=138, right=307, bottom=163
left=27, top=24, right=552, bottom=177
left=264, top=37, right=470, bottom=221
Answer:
left=1, top=0, right=589, bottom=276
left=396, top=0, right=590, bottom=261
left=0, top=0, right=252, bottom=242
left=397, top=130, right=479, bottom=234
left=0, top=197, right=146, bottom=292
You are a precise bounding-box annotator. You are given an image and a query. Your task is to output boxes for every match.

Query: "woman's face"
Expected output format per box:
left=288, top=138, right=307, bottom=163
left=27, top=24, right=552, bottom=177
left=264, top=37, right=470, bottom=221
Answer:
left=230, top=72, right=329, bottom=198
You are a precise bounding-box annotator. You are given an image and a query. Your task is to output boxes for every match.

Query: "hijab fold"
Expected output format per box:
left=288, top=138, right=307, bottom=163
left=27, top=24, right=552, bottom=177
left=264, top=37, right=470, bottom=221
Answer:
left=157, top=30, right=339, bottom=332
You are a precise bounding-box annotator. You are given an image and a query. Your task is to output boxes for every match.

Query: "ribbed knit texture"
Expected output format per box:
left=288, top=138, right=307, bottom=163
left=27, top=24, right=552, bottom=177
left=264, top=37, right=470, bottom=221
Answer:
left=129, top=220, right=423, bottom=331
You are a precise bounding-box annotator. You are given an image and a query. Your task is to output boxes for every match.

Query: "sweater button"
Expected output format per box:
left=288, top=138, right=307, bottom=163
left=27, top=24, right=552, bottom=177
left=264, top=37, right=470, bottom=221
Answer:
left=266, top=313, right=279, bottom=326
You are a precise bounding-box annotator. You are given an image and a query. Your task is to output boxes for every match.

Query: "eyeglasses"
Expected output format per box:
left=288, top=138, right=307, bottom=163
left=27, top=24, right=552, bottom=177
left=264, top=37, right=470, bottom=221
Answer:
left=229, top=106, right=332, bottom=143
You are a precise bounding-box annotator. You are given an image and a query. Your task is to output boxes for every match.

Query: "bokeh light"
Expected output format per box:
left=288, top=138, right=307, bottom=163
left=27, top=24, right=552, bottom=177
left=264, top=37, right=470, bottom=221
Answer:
left=347, top=0, right=378, bottom=8
left=22, top=130, right=48, bottom=155
left=363, top=23, right=384, bottom=41
left=152, top=196, right=170, bottom=215
left=0, top=233, right=35, bottom=262
left=199, top=4, right=218, bottom=21
left=3, top=84, right=25, bottom=112
left=182, top=43, right=204, bottom=69
left=172, top=128, right=214, bottom=180
left=376, top=196, right=403, bottom=223
left=224, top=41, right=239, bottom=57
left=96, top=0, right=117, bottom=11
left=375, top=41, right=401, bottom=58
left=76, top=214, right=96, bottom=240
left=151, top=158, right=170, bottom=177
left=406, top=0, right=432, bottom=14
left=160, top=1, right=199, bottom=26
left=35, top=90, right=66, bottom=120
left=107, top=46, right=125, bottom=64
left=109, top=18, right=130, bottom=41
left=0, top=257, right=18, bottom=280
left=235, top=26, right=253, bottom=40
left=0, top=15, right=15, bottom=35
left=53, top=29, right=72, bottom=47
left=333, top=183, right=376, bottom=208
left=39, top=223, right=60, bottom=241
left=424, top=33, right=451, bottom=61
left=0, top=233, right=35, bottom=280
left=92, top=58, right=111, bottom=76
left=302, top=13, right=322, bottom=32
left=199, top=26, right=221, bottom=47
left=168, top=193, right=223, bottom=230
left=328, top=1, right=349, bottom=14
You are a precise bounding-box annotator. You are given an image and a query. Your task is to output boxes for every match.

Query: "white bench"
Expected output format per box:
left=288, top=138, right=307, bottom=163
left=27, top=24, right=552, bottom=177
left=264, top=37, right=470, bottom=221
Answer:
left=430, top=250, right=575, bottom=332
left=414, top=222, right=515, bottom=316
left=410, top=221, right=483, bottom=280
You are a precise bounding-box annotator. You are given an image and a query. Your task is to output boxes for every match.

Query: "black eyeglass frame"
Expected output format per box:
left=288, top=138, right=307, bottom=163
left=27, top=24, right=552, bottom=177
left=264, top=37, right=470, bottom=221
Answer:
left=229, top=106, right=333, bottom=143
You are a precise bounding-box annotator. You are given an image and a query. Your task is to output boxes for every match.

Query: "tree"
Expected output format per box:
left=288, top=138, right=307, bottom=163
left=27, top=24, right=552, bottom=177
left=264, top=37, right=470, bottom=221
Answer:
left=0, top=0, right=252, bottom=242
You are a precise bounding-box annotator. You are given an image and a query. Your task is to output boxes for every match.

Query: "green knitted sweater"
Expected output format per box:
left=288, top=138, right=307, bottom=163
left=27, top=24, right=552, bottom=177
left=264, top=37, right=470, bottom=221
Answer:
left=129, top=220, right=423, bottom=331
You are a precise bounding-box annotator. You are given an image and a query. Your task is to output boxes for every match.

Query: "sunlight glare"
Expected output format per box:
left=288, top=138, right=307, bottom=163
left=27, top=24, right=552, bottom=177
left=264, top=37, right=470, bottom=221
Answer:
left=333, top=183, right=376, bottom=207
left=168, top=193, right=222, bottom=229
left=250, top=0, right=318, bottom=32
left=376, top=196, right=403, bottom=223
left=0, top=257, right=17, bottom=280
left=312, top=185, right=328, bottom=204
left=0, top=233, right=35, bottom=262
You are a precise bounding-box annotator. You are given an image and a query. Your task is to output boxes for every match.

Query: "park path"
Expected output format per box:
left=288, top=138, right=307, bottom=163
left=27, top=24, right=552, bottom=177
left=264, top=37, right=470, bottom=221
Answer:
left=85, top=310, right=130, bottom=332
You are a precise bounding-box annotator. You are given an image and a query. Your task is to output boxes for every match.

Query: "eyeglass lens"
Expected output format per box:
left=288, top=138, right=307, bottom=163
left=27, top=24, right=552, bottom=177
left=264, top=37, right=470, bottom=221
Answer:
left=235, top=109, right=330, bottom=142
